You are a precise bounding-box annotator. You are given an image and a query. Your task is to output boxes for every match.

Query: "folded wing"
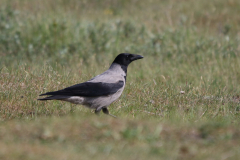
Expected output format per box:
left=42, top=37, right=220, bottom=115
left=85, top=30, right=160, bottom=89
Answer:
left=39, top=80, right=124, bottom=97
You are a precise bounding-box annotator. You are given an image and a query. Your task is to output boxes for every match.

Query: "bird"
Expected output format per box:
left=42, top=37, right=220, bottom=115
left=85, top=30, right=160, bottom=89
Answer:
left=38, top=53, right=143, bottom=117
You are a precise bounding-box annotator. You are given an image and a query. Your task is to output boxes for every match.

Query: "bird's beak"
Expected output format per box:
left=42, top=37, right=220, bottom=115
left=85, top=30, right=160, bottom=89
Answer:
left=130, top=55, right=144, bottom=61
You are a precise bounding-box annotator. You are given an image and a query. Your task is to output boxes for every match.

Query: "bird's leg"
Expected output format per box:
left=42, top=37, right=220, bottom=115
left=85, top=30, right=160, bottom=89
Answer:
left=95, top=107, right=102, bottom=115
left=102, top=108, right=117, bottom=118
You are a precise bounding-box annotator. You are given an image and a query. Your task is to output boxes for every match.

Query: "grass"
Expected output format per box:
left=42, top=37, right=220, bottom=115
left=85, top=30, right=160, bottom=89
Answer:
left=0, top=0, right=240, bottom=159
left=0, top=116, right=240, bottom=160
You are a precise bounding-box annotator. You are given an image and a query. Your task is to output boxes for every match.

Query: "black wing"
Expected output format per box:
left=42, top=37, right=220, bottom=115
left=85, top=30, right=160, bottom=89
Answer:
left=39, top=81, right=124, bottom=97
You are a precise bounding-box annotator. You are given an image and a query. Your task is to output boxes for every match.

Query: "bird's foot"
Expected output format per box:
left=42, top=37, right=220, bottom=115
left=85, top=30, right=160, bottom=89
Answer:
left=102, top=108, right=117, bottom=118
left=95, top=107, right=102, bottom=115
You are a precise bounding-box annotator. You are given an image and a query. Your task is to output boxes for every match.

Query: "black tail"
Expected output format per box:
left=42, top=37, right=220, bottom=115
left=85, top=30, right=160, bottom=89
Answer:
left=38, top=96, right=55, bottom=101
left=38, top=95, right=67, bottom=101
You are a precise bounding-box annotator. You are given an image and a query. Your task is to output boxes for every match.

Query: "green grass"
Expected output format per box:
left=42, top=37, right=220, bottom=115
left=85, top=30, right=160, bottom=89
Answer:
left=0, top=0, right=240, bottom=159
left=1, top=116, right=240, bottom=160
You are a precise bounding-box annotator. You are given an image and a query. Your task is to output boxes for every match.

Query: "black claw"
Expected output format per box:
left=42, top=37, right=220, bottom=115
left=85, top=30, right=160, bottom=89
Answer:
left=102, top=108, right=109, bottom=114
left=102, top=108, right=117, bottom=118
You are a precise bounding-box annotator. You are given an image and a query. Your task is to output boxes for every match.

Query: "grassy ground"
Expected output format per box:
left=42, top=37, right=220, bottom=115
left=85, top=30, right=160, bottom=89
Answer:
left=0, top=0, right=240, bottom=159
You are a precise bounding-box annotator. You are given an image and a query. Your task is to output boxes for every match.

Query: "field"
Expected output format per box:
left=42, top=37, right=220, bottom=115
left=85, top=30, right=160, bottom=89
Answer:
left=0, top=0, right=240, bottom=159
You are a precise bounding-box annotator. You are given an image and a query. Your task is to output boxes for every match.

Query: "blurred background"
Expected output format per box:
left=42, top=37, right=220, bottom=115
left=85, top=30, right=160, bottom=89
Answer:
left=1, top=0, right=239, bottom=66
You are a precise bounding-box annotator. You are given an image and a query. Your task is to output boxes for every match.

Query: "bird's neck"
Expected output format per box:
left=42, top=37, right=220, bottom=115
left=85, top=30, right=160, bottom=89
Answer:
left=109, top=63, right=128, bottom=76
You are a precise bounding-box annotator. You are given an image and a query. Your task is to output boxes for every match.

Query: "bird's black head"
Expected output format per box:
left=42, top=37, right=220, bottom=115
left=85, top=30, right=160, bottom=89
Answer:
left=112, top=53, right=144, bottom=67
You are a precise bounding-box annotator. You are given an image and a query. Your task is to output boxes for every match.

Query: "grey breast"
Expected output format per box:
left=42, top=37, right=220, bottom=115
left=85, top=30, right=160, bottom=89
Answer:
left=81, top=63, right=126, bottom=109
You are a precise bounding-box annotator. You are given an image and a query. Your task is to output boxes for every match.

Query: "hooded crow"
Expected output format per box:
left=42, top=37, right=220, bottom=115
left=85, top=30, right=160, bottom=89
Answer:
left=38, top=53, right=143, bottom=117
